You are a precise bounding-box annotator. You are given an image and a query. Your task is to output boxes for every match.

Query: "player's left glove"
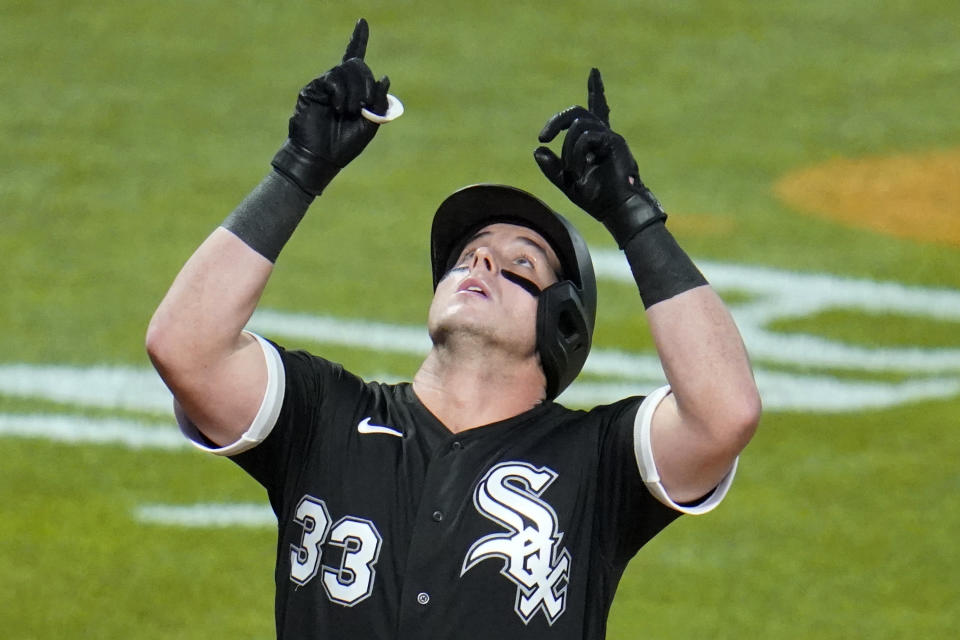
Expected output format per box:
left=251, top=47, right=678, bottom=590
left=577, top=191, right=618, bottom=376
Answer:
left=536, top=68, right=707, bottom=308
left=534, top=68, right=666, bottom=249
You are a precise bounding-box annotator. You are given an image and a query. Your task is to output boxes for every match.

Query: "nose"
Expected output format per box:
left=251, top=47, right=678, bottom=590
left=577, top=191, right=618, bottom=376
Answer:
left=470, top=246, right=498, bottom=274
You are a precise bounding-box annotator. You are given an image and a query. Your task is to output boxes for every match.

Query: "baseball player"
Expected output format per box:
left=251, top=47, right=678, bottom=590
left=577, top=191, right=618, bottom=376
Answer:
left=147, top=18, right=760, bottom=639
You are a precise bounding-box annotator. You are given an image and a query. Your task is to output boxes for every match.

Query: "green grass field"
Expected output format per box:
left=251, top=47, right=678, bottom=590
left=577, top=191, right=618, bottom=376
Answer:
left=2, top=1, right=959, bottom=637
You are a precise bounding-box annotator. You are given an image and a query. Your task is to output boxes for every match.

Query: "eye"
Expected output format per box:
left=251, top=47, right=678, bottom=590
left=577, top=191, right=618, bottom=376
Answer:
left=513, top=255, right=534, bottom=269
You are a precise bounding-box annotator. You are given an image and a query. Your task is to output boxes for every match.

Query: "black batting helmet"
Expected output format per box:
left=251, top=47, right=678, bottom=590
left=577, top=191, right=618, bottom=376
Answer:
left=430, top=184, right=597, bottom=400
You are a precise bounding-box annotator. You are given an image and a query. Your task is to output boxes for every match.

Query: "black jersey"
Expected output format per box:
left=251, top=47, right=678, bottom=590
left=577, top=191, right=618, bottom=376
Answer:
left=182, top=337, right=733, bottom=639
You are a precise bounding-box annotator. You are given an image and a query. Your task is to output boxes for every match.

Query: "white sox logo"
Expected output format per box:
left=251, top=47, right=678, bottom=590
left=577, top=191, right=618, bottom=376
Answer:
left=461, top=461, right=571, bottom=625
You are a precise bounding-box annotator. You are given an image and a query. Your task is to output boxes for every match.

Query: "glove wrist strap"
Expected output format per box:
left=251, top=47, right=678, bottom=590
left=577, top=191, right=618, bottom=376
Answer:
left=220, top=170, right=313, bottom=263
left=271, top=139, right=340, bottom=196
left=623, top=222, right=708, bottom=308
left=602, top=187, right=668, bottom=249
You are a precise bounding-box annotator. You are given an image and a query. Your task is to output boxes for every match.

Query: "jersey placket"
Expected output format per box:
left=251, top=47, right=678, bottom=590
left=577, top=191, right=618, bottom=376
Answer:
left=395, top=430, right=473, bottom=637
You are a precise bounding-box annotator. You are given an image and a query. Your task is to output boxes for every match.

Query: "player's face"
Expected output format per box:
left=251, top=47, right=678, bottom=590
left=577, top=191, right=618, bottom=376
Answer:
left=428, top=223, right=562, bottom=356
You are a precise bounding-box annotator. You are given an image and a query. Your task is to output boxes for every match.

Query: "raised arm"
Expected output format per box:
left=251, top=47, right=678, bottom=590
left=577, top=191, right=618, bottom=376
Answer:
left=536, top=68, right=761, bottom=503
left=146, top=19, right=392, bottom=447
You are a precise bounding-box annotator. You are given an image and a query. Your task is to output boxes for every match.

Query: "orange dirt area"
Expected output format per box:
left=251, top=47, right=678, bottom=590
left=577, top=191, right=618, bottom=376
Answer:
left=774, top=148, right=960, bottom=246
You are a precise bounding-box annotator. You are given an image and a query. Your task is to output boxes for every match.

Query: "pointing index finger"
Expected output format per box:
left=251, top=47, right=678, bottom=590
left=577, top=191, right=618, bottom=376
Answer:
left=587, top=68, right=610, bottom=126
left=342, top=18, right=369, bottom=62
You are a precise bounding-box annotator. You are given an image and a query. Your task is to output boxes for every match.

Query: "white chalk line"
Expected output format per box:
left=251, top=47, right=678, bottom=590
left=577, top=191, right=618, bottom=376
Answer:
left=134, top=503, right=276, bottom=528
left=0, top=414, right=188, bottom=450
left=0, top=256, right=957, bottom=459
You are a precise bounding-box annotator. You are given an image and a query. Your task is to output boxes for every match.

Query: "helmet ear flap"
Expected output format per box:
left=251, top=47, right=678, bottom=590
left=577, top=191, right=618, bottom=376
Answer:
left=537, top=281, right=592, bottom=400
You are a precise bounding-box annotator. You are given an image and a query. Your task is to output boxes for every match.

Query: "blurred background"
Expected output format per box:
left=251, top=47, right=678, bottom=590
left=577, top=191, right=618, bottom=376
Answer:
left=1, top=1, right=958, bottom=637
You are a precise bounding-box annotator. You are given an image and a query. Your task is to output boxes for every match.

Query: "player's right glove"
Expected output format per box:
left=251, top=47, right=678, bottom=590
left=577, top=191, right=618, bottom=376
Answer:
left=271, top=18, right=390, bottom=196
left=534, top=68, right=666, bottom=249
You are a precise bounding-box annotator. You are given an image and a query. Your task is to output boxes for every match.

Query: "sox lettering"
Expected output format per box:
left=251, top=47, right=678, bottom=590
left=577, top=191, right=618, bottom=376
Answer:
left=462, top=461, right=571, bottom=625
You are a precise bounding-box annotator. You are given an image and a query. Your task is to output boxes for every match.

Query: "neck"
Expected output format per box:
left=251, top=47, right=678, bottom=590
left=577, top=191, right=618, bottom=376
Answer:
left=412, top=345, right=547, bottom=433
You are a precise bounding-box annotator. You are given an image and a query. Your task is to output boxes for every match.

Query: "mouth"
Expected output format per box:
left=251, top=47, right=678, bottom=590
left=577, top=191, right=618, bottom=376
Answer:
left=457, top=278, right=489, bottom=298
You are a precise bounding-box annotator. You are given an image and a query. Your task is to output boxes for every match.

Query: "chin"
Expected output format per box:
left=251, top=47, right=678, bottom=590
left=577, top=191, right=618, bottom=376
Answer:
left=434, top=323, right=537, bottom=362
left=428, top=314, right=492, bottom=347
left=428, top=300, right=536, bottom=354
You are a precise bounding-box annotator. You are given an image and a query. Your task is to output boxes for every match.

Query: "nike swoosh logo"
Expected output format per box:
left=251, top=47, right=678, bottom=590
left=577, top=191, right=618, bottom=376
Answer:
left=357, top=417, right=403, bottom=438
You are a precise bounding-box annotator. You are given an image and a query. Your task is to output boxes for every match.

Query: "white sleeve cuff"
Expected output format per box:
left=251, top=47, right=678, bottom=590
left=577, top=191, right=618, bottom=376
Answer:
left=177, top=331, right=286, bottom=456
left=632, top=385, right=738, bottom=515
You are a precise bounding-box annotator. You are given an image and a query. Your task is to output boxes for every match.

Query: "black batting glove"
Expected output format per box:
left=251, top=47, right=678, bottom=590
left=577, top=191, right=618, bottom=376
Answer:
left=272, top=18, right=390, bottom=196
left=535, top=68, right=666, bottom=248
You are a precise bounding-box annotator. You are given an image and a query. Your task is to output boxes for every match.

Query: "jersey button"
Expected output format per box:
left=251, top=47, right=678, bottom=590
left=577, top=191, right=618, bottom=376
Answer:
left=431, top=510, right=443, bottom=522
left=451, top=441, right=463, bottom=451
left=417, top=592, right=430, bottom=605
